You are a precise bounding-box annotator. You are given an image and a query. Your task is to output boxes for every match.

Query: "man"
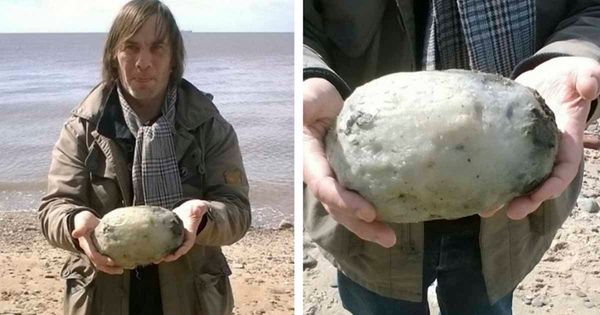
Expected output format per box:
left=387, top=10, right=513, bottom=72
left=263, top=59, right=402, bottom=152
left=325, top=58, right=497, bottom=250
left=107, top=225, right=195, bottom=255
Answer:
left=39, top=1, right=250, bottom=314
left=304, top=0, right=600, bottom=314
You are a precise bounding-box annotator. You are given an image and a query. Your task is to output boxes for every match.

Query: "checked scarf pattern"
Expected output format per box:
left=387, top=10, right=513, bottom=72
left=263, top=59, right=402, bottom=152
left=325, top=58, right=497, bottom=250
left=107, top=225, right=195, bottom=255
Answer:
left=423, top=0, right=536, bottom=77
left=118, top=84, right=183, bottom=208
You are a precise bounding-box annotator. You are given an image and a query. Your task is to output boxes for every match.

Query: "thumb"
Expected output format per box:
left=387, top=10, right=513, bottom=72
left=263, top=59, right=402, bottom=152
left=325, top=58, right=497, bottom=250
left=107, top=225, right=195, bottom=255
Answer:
left=71, top=226, right=87, bottom=239
left=186, top=205, right=206, bottom=231
left=71, top=222, right=93, bottom=239
left=576, top=66, right=600, bottom=100
left=190, top=204, right=206, bottom=221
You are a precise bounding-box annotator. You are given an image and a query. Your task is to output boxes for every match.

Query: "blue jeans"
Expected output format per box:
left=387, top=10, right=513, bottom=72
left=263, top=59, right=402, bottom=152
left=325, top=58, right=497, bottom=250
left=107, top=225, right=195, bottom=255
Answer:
left=338, top=217, right=513, bottom=315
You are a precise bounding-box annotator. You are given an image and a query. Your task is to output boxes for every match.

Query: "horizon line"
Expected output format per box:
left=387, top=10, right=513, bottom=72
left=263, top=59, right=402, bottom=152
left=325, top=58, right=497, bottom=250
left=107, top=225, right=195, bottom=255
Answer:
left=0, top=30, right=294, bottom=34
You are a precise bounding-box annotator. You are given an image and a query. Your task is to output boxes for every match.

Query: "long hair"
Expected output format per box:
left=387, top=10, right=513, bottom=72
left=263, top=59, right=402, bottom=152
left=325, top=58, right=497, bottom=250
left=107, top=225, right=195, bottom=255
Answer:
left=101, top=0, right=185, bottom=84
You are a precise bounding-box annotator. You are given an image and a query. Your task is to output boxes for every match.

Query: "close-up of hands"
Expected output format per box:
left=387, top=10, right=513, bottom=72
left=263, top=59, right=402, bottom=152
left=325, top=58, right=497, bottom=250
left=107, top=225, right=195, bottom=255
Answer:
left=482, top=56, right=600, bottom=219
left=305, top=57, right=600, bottom=248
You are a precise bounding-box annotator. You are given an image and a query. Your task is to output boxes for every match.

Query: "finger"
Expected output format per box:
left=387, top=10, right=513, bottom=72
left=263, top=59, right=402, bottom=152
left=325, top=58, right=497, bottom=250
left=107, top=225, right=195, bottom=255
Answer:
left=312, top=176, right=377, bottom=222
left=506, top=196, right=543, bottom=220
left=78, top=237, right=123, bottom=274
left=303, top=130, right=335, bottom=181
left=506, top=155, right=578, bottom=220
left=153, top=258, right=164, bottom=265
left=479, top=204, right=505, bottom=218
left=576, top=66, right=600, bottom=100
left=162, top=253, right=178, bottom=262
left=303, top=78, right=344, bottom=126
left=532, top=133, right=582, bottom=202
left=304, top=130, right=377, bottom=222
left=71, top=225, right=90, bottom=239
left=163, top=233, right=194, bottom=262
left=79, top=235, right=119, bottom=268
left=189, top=204, right=206, bottom=222
left=163, top=248, right=185, bottom=262
left=95, top=264, right=124, bottom=275
left=88, top=248, right=119, bottom=268
left=329, top=207, right=396, bottom=248
left=478, top=210, right=496, bottom=218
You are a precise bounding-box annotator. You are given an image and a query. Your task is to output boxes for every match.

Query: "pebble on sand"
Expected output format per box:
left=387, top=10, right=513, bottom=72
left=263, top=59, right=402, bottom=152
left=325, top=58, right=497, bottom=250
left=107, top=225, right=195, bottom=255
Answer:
left=278, top=219, right=294, bottom=230
left=578, top=197, right=600, bottom=213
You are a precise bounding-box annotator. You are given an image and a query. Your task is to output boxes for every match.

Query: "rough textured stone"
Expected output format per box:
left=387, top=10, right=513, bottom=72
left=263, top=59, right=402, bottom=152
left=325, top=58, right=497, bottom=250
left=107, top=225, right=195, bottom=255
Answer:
left=93, top=206, right=184, bottom=269
left=326, top=70, right=559, bottom=223
left=278, top=219, right=294, bottom=230
left=578, top=198, right=600, bottom=213
left=303, top=253, right=318, bottom=270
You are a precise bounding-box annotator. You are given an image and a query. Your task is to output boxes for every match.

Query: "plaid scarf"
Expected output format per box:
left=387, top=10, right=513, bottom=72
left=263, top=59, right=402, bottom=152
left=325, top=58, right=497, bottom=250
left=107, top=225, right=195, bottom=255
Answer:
left=424, top=0, right=535, bottom=77
left=118, top=84, right=183, bottom=208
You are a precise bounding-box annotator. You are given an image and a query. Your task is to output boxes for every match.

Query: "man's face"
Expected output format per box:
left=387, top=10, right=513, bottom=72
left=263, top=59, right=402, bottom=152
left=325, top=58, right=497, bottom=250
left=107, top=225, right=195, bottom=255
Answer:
left=116, top=15, right=172, bottom=107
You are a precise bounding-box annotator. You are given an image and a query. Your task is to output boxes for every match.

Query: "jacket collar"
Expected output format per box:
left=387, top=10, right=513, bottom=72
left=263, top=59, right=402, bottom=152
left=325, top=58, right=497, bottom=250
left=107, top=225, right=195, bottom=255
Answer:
left=71, top=78, right=219, bottom=134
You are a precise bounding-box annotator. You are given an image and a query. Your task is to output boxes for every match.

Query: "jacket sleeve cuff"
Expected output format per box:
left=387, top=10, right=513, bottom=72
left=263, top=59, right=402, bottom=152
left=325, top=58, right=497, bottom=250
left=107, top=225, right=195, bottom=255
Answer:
left=511, top=53, right=598, bottom=123
left=510, top=52, right=571, bottom=79
left=304, top=67, right=352, bottom=100
left=303, top=44, right=352, bottom=99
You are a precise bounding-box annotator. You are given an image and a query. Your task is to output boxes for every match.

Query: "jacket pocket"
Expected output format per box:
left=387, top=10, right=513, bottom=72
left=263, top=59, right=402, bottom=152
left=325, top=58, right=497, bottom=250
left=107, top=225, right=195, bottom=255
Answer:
left=308, top=214, right=364, bottom=259
left=305, top=191, right=364, bottom=259
left=193, top=271, right=234, bottom=315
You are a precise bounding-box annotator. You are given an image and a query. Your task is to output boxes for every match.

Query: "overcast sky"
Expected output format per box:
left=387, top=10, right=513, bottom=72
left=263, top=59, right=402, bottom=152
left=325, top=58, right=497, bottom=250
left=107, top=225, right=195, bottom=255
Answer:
left=0, top=0, right=294, bottom=33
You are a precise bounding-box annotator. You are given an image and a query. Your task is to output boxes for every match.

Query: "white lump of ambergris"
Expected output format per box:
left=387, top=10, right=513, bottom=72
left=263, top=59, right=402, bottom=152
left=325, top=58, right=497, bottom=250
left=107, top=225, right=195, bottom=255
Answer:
left=93, top=206, right=184, bottom=269
left=326, top=70, right=559, bottom=223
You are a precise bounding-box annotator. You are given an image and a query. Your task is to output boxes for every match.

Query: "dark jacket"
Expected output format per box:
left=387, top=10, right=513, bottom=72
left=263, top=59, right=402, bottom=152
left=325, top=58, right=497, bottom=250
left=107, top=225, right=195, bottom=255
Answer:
left=304, top=0, right=600, bottom=303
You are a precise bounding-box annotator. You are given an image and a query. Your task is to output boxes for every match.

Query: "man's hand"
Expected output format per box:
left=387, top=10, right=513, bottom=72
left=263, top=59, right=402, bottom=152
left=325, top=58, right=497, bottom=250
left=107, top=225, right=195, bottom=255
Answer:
left=161, top=199, right=208, bottom=262
left=500, top=57, right=600, bottom=220
left=72, top=210, right=124, bottom=274
left=304, top=78, right=396, bottom=248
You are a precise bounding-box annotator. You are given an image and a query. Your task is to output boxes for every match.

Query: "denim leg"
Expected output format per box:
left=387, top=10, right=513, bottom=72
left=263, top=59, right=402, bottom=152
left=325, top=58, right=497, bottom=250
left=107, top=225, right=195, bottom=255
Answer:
left=434, top=230, right=513, bottom=315
left=338, top=270, right=431, bottom=315
left=337, top=229, right=440, bottom=315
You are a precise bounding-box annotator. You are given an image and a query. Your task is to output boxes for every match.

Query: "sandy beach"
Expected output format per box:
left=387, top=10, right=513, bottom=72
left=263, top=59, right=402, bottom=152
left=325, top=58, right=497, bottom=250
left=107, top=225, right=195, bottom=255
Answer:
left=0, top=213, right=293, bottom=315
left=304, top=126, right=600, bottom=314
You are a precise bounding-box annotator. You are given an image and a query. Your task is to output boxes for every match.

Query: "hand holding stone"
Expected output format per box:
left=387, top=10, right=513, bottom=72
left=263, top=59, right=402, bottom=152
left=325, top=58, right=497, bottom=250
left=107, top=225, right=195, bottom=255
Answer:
left=162, top=199, right=208, bottom=262
left=507, top=57, right=600, bottom=219
left=304, top=77, right=397, bottom=248
left=72, top=210, right=124, bottom=275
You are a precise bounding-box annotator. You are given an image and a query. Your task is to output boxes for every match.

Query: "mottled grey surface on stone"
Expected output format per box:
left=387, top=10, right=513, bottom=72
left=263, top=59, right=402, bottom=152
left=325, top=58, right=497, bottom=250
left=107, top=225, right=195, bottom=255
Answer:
left=93, top=206, right=184, bottom=269
left=326, top=70, right=559, bottom=223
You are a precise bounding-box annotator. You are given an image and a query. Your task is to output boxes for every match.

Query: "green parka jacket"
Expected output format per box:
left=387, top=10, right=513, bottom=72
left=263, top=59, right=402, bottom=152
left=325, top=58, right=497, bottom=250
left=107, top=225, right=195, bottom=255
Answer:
left=39, top=79, right=250, bottom=315
left=304, top=0, right=600, bottom=303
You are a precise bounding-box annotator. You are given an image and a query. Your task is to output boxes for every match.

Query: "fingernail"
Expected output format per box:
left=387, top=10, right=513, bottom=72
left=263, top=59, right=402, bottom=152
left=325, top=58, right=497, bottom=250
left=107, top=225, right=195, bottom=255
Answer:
left=376, top=232, right=396, bottom=248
